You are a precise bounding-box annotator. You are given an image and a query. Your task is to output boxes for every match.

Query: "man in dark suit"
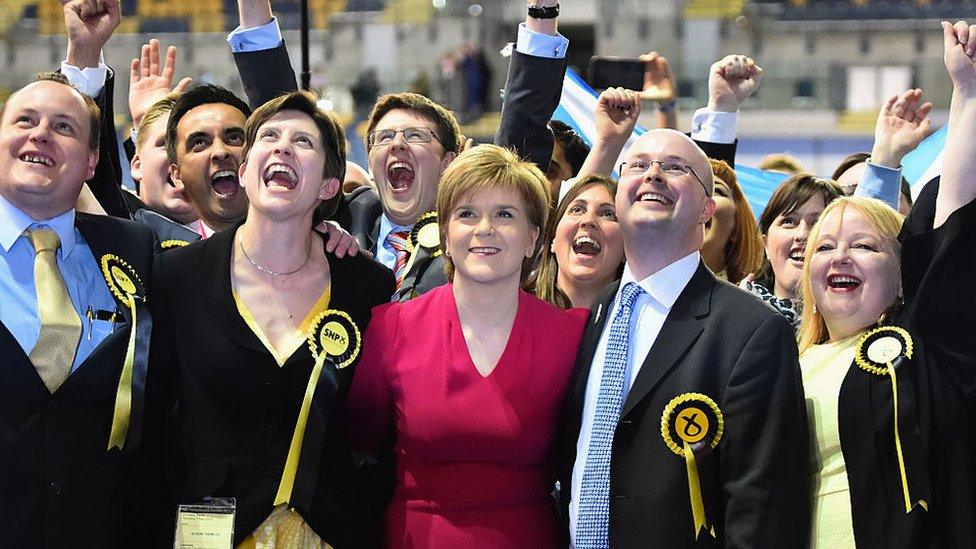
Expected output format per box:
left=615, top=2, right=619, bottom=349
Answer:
left=0, top=69, right=156, bottom=548
left=557, top=128, right=810, bottom=548
left=229, top=0, right=569, bottom=300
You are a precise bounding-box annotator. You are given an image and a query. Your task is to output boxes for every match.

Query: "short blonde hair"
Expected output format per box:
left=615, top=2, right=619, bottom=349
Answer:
left=797, top=196, right=905, bottom=353
left=437, top=144, right=550, bottom=282
left=136, top=94, right=178, bottom=150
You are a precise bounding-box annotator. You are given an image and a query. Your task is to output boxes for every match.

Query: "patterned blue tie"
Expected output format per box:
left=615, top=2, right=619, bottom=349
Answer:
left=576, top=282, right=645, bottom=548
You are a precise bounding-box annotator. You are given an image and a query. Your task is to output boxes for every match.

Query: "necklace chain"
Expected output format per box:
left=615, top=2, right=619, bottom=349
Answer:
left=238, top=235, right=311, bottom=276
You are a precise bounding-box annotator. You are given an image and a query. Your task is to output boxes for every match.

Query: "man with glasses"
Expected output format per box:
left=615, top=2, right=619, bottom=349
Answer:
left=557, top=129, right=811, bottom=547
left=229, top=0, right=569, bottom=300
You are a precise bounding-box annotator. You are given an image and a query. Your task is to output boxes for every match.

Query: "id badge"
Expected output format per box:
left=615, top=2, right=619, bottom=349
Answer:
left=174, top=497, right=236, bottom=549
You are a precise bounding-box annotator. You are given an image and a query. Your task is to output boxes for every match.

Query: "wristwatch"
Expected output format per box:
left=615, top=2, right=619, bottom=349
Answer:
left=527, top=3, right=559, bottom=19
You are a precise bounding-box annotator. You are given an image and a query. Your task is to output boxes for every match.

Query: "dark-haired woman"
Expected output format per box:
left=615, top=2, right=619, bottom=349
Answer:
left=150, top=91, right=394, bottom=547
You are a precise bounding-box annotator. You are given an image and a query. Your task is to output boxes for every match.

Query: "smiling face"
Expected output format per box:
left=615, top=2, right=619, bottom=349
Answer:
left=616, top=130, right=715, bottom=258
left=808, top=204, right=901, bottom=341
left=764, top=193, right=826, bottom=299
left=367, top=108, right=456, bottom=226
left=445, top=186, right=539, bottom=289
left=133, top=114, right=195, bottom=224
left=0, top=80, right=98, bottom=220
left=169, top=102, right=248, bottom=229
left=240, top=110, right=338, bottom=222
left=553, top=183, right=623, bottom=288
left=702, top=175, right=737, bottom=266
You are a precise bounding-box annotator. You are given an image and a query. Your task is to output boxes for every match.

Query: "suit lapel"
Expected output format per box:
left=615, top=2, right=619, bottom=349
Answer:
left=205, top=225, right=266, bottom=353
left=619, top=263, right=714, bottom=419
left=567, top=281, right=620, bottom=432
left=76, top=215, right=133, bottom=326
left=0, top=319, right=49, bottom=395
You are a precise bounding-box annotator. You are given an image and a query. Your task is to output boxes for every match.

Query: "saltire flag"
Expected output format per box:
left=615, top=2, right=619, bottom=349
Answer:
left=901, top=124, right=946, bottom=199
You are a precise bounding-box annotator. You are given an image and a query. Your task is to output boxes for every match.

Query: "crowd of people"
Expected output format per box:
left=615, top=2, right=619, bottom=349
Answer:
left=0, top=0, right=974, bottom=548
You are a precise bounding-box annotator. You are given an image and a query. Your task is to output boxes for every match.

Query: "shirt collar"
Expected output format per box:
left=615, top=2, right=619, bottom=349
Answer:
left=619, top=250, right=700, bottom=309
left=0, top=193, right=76, bottom=256
left=377, top=213, right=413, bottom=246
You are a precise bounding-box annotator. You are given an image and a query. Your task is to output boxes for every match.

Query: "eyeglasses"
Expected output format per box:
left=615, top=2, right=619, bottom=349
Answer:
left=367, top=127, right=442, bottom=149
left=618, top=159, right=710, bottom=196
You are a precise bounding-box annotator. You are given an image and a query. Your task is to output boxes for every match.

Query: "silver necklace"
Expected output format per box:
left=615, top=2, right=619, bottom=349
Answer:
left=238, top=235, right=311, bottom=276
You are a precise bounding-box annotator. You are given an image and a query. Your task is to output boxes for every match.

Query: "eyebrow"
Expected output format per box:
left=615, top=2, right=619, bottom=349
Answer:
left=14, top=107, right=82, bottom=124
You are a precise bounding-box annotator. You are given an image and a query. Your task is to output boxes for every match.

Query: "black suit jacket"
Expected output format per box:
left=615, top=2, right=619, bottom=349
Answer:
left=78, top=69, right=132, bottom=219
left=556, top=263, right=810, bottom=548
left=0, top=213, right=155, bottom=548
left=147, top=224, right=394, bottom=547
left=496, top=49, right=567, bottom=171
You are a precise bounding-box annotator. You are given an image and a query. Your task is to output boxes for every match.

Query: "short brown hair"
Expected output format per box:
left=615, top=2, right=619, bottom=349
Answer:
left=365, top=93, right=462, bottom=155
left=437, top=144, right=550, bottom=282
left=28, top=71, right=101, bottom=151
left=243, top=90, right=347, bottom=216
left=136, top=94, right=178, bottom=150
left=710, top=159, right=764, bottom=282
left=758, top=153, right=804, bottom=175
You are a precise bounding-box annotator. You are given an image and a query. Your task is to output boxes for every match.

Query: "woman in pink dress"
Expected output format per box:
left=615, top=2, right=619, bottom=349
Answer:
left=347, top=144, right=588, bottom=548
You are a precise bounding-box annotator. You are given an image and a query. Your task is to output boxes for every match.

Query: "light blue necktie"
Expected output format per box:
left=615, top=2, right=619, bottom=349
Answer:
left=576, top=282, right=645, bottom=548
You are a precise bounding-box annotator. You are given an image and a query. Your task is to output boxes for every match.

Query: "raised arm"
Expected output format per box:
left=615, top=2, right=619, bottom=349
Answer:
left=128, top=40, right=192, bottom=134
left=854, top=89, right=931, bottom=208
left=576, top=87, right=640, bottom=178
left=691, top=54, right=762, bottom=166
left=229, top=0, right=298, bottom=109
left=937, top=20, right=976, bottom=227
left=494, top=0, right=568, bottom=171
left=61, top=0, right=130, bottom=218
left=639, top=52, right=677, bottom=130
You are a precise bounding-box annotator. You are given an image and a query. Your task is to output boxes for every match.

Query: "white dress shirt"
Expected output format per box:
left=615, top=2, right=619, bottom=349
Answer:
left=569, top=251, right=701, bottom=547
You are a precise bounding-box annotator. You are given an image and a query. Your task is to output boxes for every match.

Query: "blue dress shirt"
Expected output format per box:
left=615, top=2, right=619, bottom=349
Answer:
left=0, top=195, right=117, bottom=372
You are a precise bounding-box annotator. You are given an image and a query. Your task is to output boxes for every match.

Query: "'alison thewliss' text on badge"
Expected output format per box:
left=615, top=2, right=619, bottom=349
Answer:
left=661, top=393, right=724, bottom=540
left=855, top=326, right=927, bottom=513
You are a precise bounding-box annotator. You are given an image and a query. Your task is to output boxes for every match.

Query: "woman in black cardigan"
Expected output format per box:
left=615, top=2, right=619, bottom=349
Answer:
left=796, top=22, right=976, bottom=548
left=148, top=91, right=394, bottom=547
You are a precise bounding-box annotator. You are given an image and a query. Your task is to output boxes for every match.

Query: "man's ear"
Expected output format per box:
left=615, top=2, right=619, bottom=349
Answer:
left=700, top=197, right=717, bottom=225
left=168, top=163, right=186, bottom=194
left=85, top=149, right=99, bottom=181
left=130, top=153, right=143, bottom=182
left=439, top=150, right=458, bottom=174
left=319, top=177, right=341, bottom=200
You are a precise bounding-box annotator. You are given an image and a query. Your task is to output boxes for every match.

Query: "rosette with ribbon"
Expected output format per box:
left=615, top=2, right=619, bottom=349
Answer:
left=395, top=211, right=441, bottom=302
left=100, top=254, right=150, bottom=450
left=854, top=326, right=929, bottom=513
left=274, top=309, right=362, bottom=508
left=661, top=393, right=724, bottom=540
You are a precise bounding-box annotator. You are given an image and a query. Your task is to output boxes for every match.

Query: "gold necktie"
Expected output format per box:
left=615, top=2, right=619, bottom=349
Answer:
left=27, top=228, right=81, bottom=393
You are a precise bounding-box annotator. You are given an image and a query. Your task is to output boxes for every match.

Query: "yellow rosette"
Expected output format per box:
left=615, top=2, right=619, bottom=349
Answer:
left=401, top=211, right=441, bottom=276
left=854, top=326, right=927, bottom=513
left=100, top=255, right=146, bottom=450
left=661, top=393, right=724, bottom=540
left=274, top=310, right=362, bottom=506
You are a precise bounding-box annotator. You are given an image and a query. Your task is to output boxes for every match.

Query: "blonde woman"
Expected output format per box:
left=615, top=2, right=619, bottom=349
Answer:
left=796, top=21, right=976, bottom=547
